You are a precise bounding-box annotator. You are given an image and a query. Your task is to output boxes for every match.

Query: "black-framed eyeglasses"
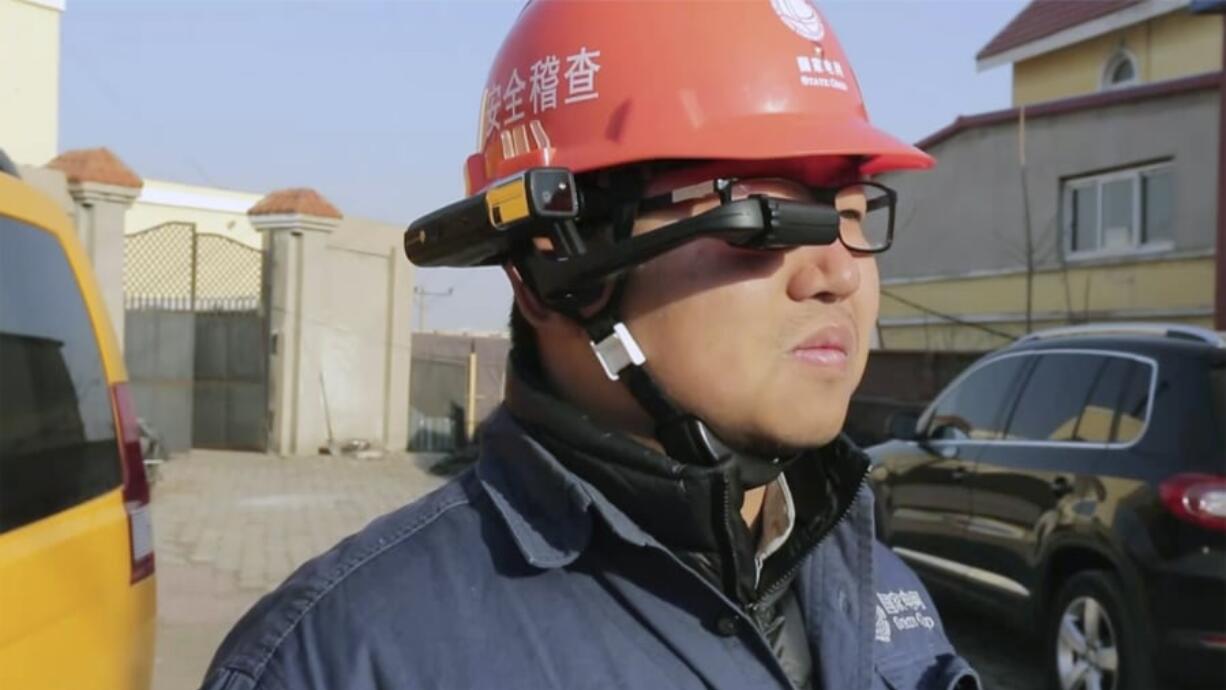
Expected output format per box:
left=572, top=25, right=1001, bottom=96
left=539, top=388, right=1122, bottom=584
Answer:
left=513, top=176, right=900, bottom=303
left=638, top=177, right=898, bottom=255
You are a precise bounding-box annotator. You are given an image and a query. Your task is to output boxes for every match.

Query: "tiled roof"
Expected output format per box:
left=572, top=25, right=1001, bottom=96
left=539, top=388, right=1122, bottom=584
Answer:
left=977, top=0, right=1142, bottom=60
left=248, top=188, right=342, bottom=219
left=46, top=147, right=143, bottom=189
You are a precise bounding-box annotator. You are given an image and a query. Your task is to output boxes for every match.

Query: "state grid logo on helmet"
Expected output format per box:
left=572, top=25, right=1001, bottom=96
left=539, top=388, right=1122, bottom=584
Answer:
left=771, top=0, right=825, bottom=42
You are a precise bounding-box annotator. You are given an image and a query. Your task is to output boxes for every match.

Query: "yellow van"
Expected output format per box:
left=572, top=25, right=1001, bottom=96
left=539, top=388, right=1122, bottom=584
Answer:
left=0, top=152, right=156, bottom=689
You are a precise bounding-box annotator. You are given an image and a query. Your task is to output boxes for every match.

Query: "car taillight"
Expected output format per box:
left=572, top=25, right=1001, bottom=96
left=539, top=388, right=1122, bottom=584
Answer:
left=111, top=383, right=155, bottom=583
left=1159, top=473, right=1226, bottom=533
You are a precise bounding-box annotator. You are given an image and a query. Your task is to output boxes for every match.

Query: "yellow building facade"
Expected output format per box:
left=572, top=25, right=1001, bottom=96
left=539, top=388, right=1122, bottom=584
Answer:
left=878, top=2, right=1221, bottom=352
left=1012, top=8, right=1223, bottom=106
left=879, top=253, right=1215, bottom=351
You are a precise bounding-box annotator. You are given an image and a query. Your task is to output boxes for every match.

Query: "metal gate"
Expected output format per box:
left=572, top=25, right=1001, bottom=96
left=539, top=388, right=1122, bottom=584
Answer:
left=124, top=309, right=195, bottom=453
left=192, top=312, right=267, bottom=451
left=124, top=222, right=269, bottom=451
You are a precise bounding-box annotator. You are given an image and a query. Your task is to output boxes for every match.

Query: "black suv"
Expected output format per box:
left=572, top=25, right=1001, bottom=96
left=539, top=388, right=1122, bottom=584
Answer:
left=867, top=323, right=1226, bottom=690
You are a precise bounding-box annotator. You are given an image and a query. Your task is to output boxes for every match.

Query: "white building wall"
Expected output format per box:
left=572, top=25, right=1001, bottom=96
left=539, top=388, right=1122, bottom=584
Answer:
left=0, top=0, right=62, bottom=166
left=316, top=217, right=414, bottom=451
left=128, top=179, right=262, bottom=247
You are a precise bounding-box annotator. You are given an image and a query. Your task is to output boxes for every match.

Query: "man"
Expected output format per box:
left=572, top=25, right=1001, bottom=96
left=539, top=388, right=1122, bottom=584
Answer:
left=203, top=2, right=979, bottom=688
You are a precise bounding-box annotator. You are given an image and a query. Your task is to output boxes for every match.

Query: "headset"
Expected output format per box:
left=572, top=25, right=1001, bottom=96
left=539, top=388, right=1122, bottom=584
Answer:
left=404, top=167, right=895, bottom=305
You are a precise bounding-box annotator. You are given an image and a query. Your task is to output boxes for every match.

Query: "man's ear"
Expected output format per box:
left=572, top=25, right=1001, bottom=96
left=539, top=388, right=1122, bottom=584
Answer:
left=504, top=264, right=562, bottom=331
left=505, top=264, right=619, bottom=327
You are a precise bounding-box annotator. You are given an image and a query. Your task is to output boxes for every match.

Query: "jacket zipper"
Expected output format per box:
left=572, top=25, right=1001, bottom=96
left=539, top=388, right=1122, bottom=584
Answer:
left=748, top=465, right=870, bottom=615
left=630, top=464, right=871, bottom=690
left=740, top=464, right=871, bottom=690
left=729, top=468, right=801, bottom=690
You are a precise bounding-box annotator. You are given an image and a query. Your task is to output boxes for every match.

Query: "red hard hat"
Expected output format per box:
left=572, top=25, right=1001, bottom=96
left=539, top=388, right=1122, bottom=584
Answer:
left=464, top=0, right=933, bottom=195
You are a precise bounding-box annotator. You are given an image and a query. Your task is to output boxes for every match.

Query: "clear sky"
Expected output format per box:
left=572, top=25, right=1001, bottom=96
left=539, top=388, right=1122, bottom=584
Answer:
left=60, top=0, right=1027, bottom=332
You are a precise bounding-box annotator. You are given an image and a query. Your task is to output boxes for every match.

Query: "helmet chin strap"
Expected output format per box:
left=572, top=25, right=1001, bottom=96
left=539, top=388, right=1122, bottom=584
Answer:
left=583, top=310, right=724, bottom=466
left=582, top=311, right=791, bottom=488
left=572, top=184, right=731, bottom=467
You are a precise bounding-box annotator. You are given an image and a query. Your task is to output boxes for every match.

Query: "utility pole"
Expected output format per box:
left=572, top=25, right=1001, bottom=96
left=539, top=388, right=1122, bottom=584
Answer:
left=1190, top=1, right=1226, bottom=329
left=412, top=285, right=453, bottom=332
left=466, top=341, right=478, bottom=443
left=1019, top=106, right=1035, bottom=334
left=1216, top=9, right=1226, bottom=330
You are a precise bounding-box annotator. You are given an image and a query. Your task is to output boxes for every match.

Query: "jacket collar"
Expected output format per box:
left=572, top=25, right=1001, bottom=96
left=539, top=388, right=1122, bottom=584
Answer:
left=475, top=357, right=871, bottom=599
left=476, top=407, right=659, bottom=568
left=478, top=407, right=886, bottom=690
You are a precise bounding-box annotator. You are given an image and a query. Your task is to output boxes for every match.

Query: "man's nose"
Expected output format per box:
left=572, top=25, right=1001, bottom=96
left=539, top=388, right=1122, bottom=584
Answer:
left=786, top=241, right=862, bottom=304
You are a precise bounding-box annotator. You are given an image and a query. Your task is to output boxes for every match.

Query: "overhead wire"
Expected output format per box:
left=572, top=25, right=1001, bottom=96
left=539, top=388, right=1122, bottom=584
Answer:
left=880, top=289, right=1017, bottom=342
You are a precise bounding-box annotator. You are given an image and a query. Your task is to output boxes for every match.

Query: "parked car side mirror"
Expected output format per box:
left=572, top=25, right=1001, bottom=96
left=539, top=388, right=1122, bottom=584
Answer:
left=886, top=411, right=922, bottom=441
left=924, top=423, right=969, bottom=459
left=930, top=424, right=969, bottom=442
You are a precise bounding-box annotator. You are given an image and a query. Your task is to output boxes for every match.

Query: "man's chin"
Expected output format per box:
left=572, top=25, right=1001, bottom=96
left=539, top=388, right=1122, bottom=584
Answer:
left=729, top=424, right=844, bottom=458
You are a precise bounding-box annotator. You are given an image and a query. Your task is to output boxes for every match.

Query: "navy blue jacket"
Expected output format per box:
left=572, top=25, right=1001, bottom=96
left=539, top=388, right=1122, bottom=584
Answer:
left=202, top=409, right=979, bottom=689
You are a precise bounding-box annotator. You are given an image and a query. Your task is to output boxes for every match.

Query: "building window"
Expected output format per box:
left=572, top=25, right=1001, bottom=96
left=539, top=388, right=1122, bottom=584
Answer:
left=1102, top=50, right=1139, bottom=90
left=1064, top=164, right=1173, bottom=257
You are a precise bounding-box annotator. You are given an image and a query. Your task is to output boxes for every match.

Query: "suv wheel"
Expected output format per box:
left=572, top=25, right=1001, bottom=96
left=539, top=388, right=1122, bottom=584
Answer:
left=1046, top=571, right=1153, bottom=690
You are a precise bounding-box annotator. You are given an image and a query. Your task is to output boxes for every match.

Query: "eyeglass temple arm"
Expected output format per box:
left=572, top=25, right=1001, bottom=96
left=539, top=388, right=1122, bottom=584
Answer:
left=523, top=197, right=841, bottom=302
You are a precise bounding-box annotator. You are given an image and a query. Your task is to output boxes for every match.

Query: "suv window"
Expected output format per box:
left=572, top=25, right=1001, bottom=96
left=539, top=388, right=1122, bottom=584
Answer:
left=925, top=356, right=1028, bottom=441
left=1004, top=352, right=1152, bottom=444
left=0, top=217, right=122, bottom=534
left=1096, top=356, right=1150, bottom=443
left=1210, top=364, right=1226, bottom=468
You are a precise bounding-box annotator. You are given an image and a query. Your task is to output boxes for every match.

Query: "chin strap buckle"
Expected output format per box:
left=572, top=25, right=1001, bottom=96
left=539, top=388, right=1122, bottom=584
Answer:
left=590, top=322, right=646, bottom=381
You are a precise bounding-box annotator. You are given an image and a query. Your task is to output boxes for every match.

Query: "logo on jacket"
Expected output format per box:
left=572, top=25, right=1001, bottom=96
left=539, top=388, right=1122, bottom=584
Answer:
left=771, top=0, right=825, bottom=42
left=877, top=589, right=937, bottom=638
left=875, top=605, right=892, bottom=643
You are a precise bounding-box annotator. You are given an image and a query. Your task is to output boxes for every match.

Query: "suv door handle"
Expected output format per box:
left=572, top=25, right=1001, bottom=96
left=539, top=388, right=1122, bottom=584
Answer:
left=951, top=465, right=968, bottom=481
left=1050, top=475, right=1074, bottom=497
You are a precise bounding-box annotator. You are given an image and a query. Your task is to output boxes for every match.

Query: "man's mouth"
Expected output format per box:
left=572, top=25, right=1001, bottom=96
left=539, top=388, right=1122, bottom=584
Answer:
left=791, top=325, right=854, bottom=369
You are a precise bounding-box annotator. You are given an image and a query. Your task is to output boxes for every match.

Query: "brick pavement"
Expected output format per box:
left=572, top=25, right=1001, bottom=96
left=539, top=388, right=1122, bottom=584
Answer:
left=151, top=449, right=447, bottom=690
